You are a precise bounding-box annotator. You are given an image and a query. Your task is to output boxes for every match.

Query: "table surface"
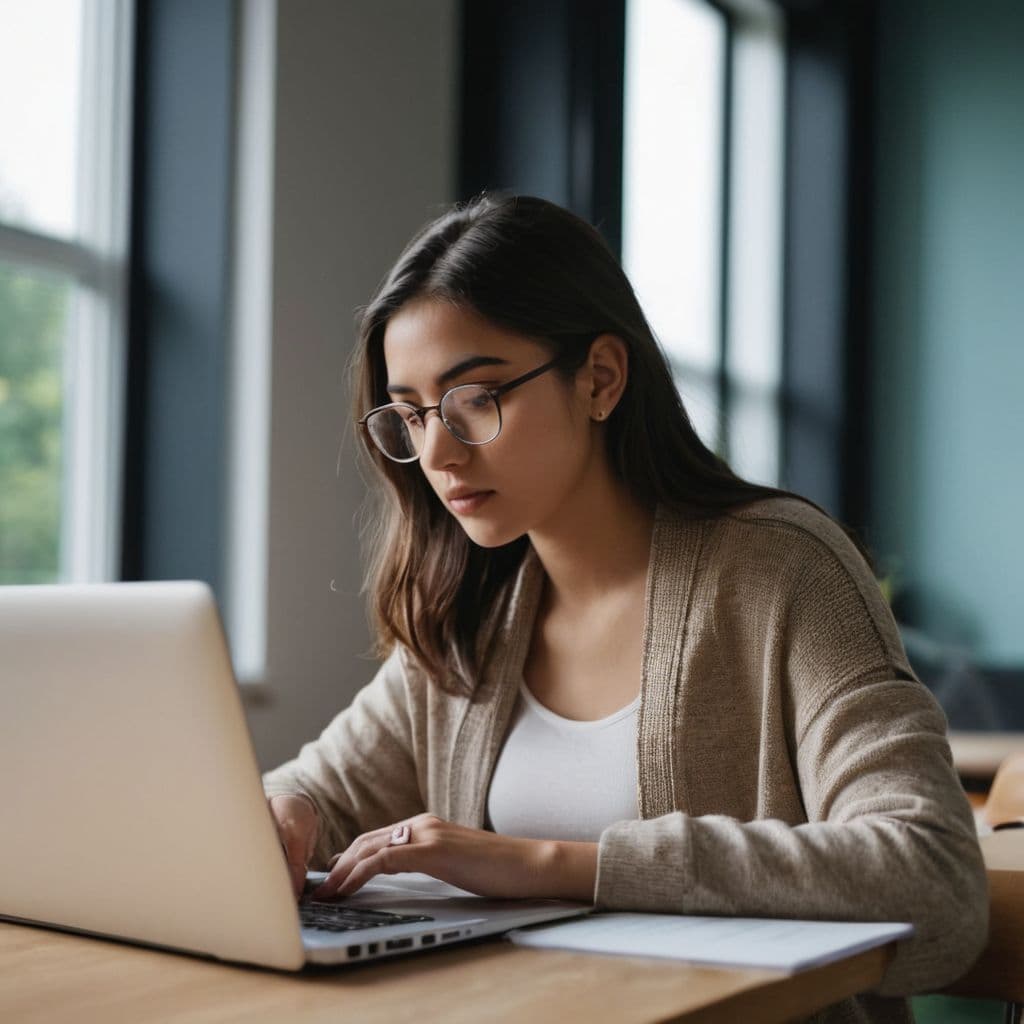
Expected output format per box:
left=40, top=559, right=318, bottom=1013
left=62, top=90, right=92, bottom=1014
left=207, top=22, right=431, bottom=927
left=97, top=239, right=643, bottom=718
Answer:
left=948, top=731, right=1024, bottom=778
left=7, top=821, right=1020, bottom=1023
left=4, top=735, right=1017, bottom=1023
left=1, top=913, right=891, bottom=1024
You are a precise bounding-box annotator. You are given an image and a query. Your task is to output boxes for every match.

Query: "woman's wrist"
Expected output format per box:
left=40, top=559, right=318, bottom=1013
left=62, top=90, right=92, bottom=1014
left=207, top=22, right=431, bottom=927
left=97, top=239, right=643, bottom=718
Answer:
left=270, top=791, right=319, bottom=818
left=535, top=839, right=598, bottom=903
left=292, top=792, right=319, bottom=817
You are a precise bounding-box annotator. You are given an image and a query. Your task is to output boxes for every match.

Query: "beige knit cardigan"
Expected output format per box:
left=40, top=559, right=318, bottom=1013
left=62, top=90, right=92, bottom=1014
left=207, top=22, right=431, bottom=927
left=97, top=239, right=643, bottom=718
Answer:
left=263, top=497, right=988, bottom=1024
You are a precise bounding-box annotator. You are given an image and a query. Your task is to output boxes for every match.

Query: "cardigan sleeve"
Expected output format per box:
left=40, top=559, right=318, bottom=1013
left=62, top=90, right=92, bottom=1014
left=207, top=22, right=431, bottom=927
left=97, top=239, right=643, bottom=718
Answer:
left=593, top=528, right=989, bottom=998
left=261, top=647, right=426, bottom=868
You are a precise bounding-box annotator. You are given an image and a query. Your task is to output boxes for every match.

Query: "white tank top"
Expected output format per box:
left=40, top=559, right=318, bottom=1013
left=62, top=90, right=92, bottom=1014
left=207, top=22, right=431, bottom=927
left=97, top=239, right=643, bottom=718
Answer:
left=485, top=677, right=641, bottom=842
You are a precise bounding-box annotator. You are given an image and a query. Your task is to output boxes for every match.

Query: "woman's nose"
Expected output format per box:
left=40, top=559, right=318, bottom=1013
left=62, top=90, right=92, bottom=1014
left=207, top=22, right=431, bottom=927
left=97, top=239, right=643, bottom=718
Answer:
left=419, top=410, right=468, bottom=470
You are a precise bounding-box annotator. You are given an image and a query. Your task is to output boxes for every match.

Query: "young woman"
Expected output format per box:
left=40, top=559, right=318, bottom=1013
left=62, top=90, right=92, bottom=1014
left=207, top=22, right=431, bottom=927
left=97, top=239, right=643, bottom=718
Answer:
left=263, top=194, right=987, bottom=1022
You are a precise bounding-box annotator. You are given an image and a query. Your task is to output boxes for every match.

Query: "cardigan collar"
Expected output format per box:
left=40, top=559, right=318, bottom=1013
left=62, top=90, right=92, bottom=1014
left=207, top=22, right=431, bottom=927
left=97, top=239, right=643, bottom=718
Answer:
left=446, top=503, right=708, bottom=827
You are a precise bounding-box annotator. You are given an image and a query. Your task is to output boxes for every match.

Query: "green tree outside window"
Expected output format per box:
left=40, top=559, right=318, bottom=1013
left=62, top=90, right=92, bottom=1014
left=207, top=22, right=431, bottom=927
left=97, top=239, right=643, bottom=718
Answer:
left=0, top=262, right=67, bottom=584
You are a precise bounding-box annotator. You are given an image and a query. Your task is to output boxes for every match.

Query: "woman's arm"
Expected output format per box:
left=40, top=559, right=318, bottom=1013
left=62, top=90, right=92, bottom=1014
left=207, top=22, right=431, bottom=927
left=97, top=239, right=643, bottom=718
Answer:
left=594, top=542, right=988, bottom=998
left=261, top=647, right=426, bottom=868
left=596, top=674, right=987, bottom=994
left=547, top=839, right=600, bottom=901
left=263, top=644, right=601, bottom=900
left=309, top=817, right=599, bottom=901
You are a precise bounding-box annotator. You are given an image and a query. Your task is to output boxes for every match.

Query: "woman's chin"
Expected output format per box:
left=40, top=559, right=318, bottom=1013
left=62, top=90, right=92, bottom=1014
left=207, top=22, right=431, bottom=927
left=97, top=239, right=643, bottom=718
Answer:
left=456, top=517, right=522, bottom=550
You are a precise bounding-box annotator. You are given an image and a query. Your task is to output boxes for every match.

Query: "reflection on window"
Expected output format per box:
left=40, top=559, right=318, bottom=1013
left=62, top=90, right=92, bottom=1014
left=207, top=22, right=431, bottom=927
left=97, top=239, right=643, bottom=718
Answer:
left=0, top=0, right=133, bottom=584
left=622, top=0, right=785, bottom=486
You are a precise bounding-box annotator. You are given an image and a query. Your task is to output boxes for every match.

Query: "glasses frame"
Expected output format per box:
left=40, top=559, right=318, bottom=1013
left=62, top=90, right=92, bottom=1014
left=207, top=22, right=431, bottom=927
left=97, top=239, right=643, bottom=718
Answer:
left=359, top=354, right=566, bottom=463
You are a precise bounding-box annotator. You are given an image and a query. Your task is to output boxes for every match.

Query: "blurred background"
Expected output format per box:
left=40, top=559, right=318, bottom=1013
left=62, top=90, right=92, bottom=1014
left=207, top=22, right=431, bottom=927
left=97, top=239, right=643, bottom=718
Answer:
left=0, top=4, right=1020, bottom=1012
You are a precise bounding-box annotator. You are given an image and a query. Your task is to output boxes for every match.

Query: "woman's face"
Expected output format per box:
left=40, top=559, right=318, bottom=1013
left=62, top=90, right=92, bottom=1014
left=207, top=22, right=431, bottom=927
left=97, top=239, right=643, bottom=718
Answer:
left=380, top=298, right=598, bottom=548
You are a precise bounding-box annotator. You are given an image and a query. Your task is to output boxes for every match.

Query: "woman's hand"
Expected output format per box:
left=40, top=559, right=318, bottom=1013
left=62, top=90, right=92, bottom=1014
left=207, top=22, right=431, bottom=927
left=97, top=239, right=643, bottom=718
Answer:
left=268, top=793, right=320, bottom=899
left=309, top=813, right=597, bottom=903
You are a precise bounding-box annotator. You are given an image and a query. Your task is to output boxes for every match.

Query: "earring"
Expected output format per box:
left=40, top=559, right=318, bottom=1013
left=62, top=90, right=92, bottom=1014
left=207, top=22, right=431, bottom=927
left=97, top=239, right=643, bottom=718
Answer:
left=594, top=410, right=606, bottom=420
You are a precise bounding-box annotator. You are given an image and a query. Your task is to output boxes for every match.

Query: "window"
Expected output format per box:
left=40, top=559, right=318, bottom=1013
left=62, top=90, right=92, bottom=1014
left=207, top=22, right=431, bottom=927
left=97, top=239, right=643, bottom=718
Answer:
left=622, top=0, right=785, bottom=486
left=0, top=0, right=133, bottom=583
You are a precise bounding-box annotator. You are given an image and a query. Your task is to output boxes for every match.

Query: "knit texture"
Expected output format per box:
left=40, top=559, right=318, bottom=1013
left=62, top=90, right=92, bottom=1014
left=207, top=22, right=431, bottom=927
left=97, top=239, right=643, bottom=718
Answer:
left=263, top=497, right=988, bottom=1023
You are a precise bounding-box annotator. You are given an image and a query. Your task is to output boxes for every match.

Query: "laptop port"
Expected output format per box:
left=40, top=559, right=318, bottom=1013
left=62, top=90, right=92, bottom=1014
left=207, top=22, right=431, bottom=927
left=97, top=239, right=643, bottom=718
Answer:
left=367, top=943, right=378, bottom=954
left=441, top=930, right=460, bottom=940
left=347, top=945, right=361, bottom=958
left=385, top=937, right=414, bottom=951
left=421, top=934, right=436, bottom=945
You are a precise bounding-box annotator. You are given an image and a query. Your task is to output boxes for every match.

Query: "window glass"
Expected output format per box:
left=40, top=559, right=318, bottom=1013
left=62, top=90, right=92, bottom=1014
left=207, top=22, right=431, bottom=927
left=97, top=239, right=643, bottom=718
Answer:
left=622, top=0, right=726, bottom=450
left=0, top=263, right=69, bottom=583
left=623, top=0, right=785, bottom=483
left=0, top=0, right=84, bottom=239
left=724, top=9, right=785, bottom=485
left=0, top=0, right=132, bottom=585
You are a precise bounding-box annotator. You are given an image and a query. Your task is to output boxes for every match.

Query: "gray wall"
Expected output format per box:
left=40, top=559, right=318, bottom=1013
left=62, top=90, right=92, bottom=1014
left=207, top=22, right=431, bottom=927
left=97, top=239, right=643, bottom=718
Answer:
left=870, top=0, right=1024, bottom=666
left=243, top=0, right=458, bottom=769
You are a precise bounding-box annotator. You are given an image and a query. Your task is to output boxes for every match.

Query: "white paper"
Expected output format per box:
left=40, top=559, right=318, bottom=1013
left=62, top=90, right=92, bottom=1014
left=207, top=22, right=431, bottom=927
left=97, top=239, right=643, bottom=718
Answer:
left=506, top=913, right=913, bottom=973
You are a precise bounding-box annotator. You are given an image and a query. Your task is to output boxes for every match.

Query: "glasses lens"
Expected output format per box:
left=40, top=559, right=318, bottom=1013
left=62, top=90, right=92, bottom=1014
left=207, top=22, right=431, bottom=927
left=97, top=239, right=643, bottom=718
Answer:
left=440, top=385, right=500, bottom=444
left=365, top=407, right=422, bottom=462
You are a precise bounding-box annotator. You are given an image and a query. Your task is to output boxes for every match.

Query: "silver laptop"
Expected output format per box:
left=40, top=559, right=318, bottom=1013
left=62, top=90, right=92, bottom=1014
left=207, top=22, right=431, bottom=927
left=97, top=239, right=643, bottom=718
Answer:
left=0, top=581, right=590, bottom=969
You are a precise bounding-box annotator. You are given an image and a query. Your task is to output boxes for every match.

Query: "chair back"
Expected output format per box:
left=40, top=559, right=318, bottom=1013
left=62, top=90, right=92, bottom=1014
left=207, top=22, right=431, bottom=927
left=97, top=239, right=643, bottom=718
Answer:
left=943, top=754, right=1024, bottom=1008
left=983, top=751, right=1024, bottom=828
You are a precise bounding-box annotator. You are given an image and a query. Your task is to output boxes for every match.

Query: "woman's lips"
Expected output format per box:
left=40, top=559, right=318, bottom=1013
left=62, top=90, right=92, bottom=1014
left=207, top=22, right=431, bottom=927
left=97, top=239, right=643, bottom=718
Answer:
left=448, top=490, right=495, bottom=514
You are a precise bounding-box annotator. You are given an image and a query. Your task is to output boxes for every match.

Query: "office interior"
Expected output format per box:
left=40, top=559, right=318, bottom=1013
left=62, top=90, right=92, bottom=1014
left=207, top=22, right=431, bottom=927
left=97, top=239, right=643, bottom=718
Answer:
left=0, top=1, right=1021, bottom=1020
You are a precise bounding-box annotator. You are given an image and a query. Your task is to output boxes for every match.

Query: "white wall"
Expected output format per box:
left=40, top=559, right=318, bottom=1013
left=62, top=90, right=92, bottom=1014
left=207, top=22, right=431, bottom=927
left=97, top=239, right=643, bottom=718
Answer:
left=241, top=0, right=458, bottom=769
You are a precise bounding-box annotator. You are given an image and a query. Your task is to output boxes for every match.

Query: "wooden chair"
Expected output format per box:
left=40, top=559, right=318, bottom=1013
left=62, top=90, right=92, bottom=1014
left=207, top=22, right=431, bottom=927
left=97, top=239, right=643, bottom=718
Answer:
left=942, top=752, right=1024, bottom=1023
left=982, top=752, right=1024, bottom=831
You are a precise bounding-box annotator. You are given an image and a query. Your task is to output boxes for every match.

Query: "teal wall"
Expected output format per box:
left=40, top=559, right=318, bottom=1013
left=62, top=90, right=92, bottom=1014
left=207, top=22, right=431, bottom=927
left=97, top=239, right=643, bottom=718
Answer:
left=870, top=0, right=1024, bottom=665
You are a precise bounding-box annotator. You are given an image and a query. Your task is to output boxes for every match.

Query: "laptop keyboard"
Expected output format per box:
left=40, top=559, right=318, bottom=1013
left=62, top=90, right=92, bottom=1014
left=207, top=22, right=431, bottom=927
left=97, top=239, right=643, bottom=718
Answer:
left=299, top=900, right=434, bottom=933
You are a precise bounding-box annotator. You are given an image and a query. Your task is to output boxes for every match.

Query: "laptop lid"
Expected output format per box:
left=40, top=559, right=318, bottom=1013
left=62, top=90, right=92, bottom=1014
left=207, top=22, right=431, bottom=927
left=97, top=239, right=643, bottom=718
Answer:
left=0, top=582, right=591, bottom=970
left=0, top=581, right=307, bottom=970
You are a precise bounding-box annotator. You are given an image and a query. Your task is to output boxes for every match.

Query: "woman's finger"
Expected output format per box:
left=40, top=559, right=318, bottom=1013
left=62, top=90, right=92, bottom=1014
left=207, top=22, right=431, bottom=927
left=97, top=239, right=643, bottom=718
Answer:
left=333, top=843, right=417, bottom=898
left=268, top=795, right=320, bottom=898
left=312, top=819, right=424, bottom=898
left=310, top=816, right=446, bottom=900
left=311, top=831, right=392, bottom=898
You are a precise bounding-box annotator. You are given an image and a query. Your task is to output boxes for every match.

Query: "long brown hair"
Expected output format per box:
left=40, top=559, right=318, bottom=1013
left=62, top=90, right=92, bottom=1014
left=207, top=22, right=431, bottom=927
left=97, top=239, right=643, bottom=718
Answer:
left=350, top=193, right=852, bottom=695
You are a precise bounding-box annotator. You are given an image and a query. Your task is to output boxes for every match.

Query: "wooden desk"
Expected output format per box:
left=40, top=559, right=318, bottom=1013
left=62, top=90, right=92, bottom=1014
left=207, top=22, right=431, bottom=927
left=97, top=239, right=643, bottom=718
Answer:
left=0, top=917, right=892, bottom=1024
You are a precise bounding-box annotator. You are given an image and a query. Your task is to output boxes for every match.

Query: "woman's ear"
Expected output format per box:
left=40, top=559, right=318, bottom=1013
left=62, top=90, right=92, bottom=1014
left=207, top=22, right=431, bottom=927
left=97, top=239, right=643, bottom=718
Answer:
left=582, top=334, right=629, bottom=422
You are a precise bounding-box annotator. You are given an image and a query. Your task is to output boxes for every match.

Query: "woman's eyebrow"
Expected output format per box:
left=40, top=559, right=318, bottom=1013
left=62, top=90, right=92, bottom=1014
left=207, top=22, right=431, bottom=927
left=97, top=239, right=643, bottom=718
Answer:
left=386, top=355, right=510, bottom=396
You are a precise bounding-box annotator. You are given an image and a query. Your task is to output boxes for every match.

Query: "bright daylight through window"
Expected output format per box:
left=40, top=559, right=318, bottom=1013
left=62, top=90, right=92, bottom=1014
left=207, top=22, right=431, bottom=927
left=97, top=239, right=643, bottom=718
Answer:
left=0, top=0, right=133, bottom=584
left=622, top=0, right=785, bottom=486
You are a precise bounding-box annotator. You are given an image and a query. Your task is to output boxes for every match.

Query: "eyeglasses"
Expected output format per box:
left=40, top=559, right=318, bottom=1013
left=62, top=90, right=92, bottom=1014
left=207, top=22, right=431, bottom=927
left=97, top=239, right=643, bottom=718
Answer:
left=359, top=354, right=564, bottom=463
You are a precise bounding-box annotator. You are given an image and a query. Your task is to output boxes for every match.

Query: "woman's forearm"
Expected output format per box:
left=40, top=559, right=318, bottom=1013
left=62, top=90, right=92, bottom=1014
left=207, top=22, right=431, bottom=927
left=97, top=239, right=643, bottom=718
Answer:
left=537, top=839, right=599, bottom=903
